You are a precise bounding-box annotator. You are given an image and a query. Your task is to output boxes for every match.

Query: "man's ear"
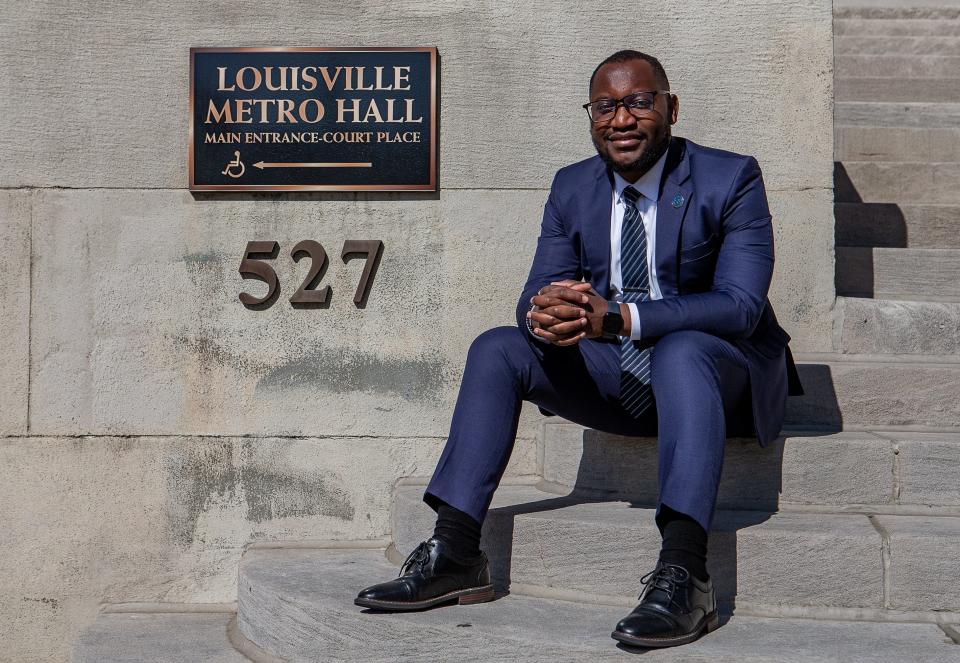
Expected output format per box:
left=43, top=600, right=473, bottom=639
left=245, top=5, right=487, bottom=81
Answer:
left=669, top=95, right=679, bottom=125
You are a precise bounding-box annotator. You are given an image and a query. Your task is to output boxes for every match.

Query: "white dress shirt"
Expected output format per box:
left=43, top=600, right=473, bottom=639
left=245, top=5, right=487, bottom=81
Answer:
left=527, top=146, right=668, bottom=343
left=610, top=147, right=667, bottom=339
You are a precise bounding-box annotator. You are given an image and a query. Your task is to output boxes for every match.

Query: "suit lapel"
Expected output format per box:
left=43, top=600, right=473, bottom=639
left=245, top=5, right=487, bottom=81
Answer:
left=654, top=137, right=692, bottom=297
left=585, top=160, right=615, bottom=297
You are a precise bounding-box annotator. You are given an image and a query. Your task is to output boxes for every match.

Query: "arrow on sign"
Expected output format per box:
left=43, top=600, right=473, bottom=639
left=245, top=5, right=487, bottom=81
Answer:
left=253, top=161, right=373, bottom=169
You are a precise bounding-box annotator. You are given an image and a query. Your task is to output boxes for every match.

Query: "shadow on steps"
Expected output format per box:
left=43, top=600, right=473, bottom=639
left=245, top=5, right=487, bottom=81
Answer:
left=481, top=429, right=846, bottom=613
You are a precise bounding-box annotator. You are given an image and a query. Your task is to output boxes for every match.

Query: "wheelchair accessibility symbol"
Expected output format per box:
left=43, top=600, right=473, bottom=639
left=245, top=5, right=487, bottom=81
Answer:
left=221, top=151, right=245, bottom=178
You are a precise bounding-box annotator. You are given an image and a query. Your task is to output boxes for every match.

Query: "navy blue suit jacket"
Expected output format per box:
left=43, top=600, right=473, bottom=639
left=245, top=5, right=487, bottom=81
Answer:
left=515, top=136, right=803, bottom=446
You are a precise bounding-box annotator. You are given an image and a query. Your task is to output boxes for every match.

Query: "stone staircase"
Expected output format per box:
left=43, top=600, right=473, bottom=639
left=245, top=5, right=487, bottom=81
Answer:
left=784, top=3, right=960, bottom=436
left=73, top=6, right=960, bottom=662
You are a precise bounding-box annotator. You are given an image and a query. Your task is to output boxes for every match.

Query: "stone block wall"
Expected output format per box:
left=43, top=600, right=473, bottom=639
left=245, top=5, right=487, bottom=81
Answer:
left=0, top=1, right=833, bottom=660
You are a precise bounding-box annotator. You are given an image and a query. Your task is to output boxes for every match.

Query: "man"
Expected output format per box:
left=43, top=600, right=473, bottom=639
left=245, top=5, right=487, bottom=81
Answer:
left=355, top=49, right=802, bottom=649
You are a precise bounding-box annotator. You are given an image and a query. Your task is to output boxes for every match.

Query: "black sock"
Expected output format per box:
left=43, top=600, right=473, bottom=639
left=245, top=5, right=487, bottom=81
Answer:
left=432, top=501, right=483, bottom=559
left=656, top=504, right=709, bottom=583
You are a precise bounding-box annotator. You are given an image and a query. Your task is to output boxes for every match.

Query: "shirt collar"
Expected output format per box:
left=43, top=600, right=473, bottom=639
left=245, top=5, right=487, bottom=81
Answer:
left=613, top=139, right=670, bottom=204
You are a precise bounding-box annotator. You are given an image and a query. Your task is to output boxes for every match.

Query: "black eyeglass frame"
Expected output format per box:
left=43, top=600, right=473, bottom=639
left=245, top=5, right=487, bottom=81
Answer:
left=582, top=90, right=673, bottom=123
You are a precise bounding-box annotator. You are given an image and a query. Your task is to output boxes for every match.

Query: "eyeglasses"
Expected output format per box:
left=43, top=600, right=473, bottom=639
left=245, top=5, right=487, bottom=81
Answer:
left=583, top=90, right=671, bottom=123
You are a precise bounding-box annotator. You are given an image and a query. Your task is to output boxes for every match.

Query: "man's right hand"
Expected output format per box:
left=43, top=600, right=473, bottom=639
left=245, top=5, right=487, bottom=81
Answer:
left=528, top=281, right=596, bottom=346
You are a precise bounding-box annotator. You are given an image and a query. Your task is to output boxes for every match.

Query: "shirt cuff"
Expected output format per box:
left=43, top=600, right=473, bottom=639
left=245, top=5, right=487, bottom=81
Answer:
left=627, top=302, right=642, bottom=341
left=526, top=303, right=551, bottom=344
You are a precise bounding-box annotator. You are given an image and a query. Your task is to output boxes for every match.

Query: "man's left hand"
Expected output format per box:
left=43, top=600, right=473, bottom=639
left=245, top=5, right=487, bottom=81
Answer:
left=530, top=280, right=607, bottom=343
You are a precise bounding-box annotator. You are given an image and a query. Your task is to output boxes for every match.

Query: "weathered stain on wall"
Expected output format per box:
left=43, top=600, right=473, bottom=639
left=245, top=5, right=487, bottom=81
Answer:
left=165, top=439, right=357, bottom=546
left=255, top=345, right=448, bottom=397
left=170, top=334, right=272, bottom=373
left=239, top=464, right=354, bottom=523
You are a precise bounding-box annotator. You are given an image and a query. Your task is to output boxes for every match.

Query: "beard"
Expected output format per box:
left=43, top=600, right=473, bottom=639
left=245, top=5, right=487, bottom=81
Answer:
left=594, top=129, right=671, bottom=177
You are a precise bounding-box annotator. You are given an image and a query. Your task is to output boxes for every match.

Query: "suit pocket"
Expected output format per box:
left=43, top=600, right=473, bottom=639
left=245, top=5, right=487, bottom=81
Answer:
left=680, top=233, right=719, bottom=264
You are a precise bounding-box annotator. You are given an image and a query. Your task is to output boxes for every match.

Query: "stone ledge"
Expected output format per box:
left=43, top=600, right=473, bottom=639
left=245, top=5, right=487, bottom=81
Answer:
left=835, top=17, right=960, bottom=37
left=73, top=612, right=248, bottom=663
left=836, top=79, right=960, bottom=103
left=836, top=247, right=960, bottom=299
left=877, top=515, right=960, bottom=611
left=836, top=101, right=960, bottom=129
left=236, top=546, right=959, bottom=662
left=786, top=357, right=960, bottom=430
left=836, top=35, right=960, bottom=56
left=838, top=162, right=960, bottom=205
left=835, top=6, right=960, bottom=20
left=540, top=428, right=896, bottom=509
left=835, top=202, right=960, bottom=248
left=837, top=297, right=960, bottom=355
left=393, top=485, right=886, bottom=610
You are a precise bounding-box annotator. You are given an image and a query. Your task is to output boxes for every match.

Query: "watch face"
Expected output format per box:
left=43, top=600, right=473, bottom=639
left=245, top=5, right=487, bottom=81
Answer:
left=602, top=308, right=623, bottom=335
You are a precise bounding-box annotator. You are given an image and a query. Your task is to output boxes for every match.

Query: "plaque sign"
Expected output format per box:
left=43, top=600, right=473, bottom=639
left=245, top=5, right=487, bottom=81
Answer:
left=190, top=47, right=437, bottom=191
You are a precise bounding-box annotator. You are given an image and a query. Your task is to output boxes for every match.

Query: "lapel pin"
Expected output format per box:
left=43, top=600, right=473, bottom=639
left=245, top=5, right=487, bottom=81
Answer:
left=672, top=194, right=684, bottom=208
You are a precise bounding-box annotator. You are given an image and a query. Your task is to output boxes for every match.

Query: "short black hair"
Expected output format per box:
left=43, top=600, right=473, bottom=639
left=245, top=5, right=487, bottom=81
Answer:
left=589, top=50, right=670, bottom=95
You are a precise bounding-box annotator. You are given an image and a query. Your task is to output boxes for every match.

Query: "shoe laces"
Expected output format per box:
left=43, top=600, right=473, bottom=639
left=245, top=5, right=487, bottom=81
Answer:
left=639, top=563, right=689, bottom=609
left=399, top=540, right=433, bottom=577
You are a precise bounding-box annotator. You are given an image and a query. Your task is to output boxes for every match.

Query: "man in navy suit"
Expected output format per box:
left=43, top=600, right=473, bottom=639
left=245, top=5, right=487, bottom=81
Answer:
left=357, top=50, right=802, bottom=649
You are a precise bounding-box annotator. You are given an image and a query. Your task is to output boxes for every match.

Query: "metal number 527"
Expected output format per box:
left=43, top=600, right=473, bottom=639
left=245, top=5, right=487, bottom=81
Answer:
left=238, top=239, right=384, bottom=310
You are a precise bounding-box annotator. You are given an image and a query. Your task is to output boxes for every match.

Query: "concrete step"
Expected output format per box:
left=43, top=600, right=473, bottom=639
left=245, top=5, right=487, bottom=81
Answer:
left=837, top=0, right=960, bottom=10
left=837, top=55, right=960, bottom=79
left=835, top=16, right=960, bottom=36
left=837, top=78, right=960, bottom=103
left=837, top=35, right=960, bottom=55
left=836, top=162, right=960, bottom=204
left=393, top=485, right=960, bottom=614
left=540, top=424, right=960, bottom=509
left=72, top=610, right=248, bottom=663
left=835, top=16, right=960, bottom=37
left=786, top=356, right=960, bottom=430
left=236, top=546, right=960, bottom=662
left=835, top=202, right=960, bottom=248
left=835, top=102, right=960, bottom=129
left=836, top=127, right=960, bottom=163
left=837, top=296, right=960, bottom=355
left=835, top=247, right=960, bottom=299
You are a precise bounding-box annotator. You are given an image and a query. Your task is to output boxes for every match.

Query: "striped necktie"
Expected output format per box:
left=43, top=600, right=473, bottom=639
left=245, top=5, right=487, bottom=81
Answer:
left=619, top=185, right=655, bottom=417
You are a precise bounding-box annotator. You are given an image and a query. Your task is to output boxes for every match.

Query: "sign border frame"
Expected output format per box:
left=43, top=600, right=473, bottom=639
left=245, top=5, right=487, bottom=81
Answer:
left=188, top=46, right=438, bottom=192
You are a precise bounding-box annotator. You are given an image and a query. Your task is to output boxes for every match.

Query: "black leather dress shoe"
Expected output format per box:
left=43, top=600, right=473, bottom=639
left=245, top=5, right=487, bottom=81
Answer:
left=611, top=561, right=719, bottom=648
left=354, top=537, right=494, bottom=611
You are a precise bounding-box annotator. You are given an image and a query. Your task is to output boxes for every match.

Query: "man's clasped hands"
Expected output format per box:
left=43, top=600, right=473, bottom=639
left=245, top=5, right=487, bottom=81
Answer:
left=527, top=279, right=614, bottom=346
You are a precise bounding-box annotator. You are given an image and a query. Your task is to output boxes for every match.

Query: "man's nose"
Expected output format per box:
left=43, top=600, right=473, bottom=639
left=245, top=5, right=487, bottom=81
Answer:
left=611, top=103, right=636, bottom=129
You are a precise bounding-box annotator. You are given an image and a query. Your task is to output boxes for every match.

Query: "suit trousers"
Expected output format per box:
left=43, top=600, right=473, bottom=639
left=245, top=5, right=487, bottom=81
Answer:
left=423, top=325, right=753, bottom=533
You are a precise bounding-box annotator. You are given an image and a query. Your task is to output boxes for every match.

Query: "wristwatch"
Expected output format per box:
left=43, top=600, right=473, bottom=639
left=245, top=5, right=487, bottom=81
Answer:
left=601, top=300, right=624, bottom=339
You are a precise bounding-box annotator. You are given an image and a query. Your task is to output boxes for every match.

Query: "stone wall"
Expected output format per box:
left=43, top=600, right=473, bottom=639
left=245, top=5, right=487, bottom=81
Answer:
left=0, top=1, right=833, bottom=660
